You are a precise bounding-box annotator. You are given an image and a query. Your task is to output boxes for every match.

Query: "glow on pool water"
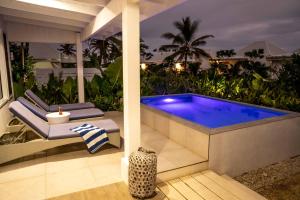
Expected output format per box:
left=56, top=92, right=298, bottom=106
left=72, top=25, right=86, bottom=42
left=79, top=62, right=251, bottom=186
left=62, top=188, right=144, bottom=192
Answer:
left=141, top=94, right=287, bottom=128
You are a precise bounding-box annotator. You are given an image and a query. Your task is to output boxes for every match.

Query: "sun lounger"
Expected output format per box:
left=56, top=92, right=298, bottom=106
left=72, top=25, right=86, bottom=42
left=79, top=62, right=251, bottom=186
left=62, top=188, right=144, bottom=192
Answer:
left=25, top=89, right=95, bottom=112
left=0, top=101, right=120, bottom=164
left=17, top=97, right=104, bottom=120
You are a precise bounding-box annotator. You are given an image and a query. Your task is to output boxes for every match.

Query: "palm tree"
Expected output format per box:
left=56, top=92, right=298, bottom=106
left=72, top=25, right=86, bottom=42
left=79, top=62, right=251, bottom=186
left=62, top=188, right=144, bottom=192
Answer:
left=89, top=34, right=121, bottom=74
left=159, top=17, right=214, bottom=69
left=140, top=39, right=153, bottom=61
left=57, top=44, right=76, bottom=56
left=83, top=48, right=91, bottom=58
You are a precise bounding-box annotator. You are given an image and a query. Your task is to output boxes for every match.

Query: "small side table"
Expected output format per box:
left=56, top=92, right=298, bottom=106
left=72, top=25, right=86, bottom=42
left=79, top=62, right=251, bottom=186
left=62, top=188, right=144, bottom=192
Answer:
left=46, top=112, right=70, bottom=124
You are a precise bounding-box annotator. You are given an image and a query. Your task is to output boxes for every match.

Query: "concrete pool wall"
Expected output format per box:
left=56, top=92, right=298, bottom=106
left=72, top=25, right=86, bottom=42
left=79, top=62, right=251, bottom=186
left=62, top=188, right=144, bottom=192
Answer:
left=141, top=101, right=300, bottom=176
left=141, top=104, right=210, bottom=160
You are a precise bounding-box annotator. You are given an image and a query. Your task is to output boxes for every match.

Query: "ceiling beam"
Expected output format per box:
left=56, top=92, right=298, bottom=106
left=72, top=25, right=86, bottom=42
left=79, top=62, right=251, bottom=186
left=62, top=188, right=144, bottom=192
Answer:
left=67, top=0, right=109, bottom=6
left=0, top=0, right=94, bottom=22
left=6, top=21, right=77, bottom=43
left=82, top=0, right=122, bottom=40
left=0, top=7, right=86, bottom=28
left=4, top=16, right=82, bottom=32
left=17, top=0, right=100, bottom=15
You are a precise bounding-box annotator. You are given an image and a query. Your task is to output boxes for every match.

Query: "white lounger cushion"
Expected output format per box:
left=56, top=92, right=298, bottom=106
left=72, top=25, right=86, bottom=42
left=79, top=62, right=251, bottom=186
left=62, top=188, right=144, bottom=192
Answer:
left=25, top=89, right=95, bottom=112
left=17, top=97, right=104, bottom=120
left=9, top=101, right=50, bottom=138
left=49, top=120, right=119, bottom=140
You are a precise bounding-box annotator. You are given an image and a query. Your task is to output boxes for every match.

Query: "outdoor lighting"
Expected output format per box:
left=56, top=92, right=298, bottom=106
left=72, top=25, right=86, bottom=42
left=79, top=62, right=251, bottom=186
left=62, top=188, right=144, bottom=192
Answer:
left=163, top=98, right=175, bottom=103
left=17, top=0, right=76, bottom=11
left=175, top=63, right=183, bottom=72
left=141, top=63, right=147, bottom=70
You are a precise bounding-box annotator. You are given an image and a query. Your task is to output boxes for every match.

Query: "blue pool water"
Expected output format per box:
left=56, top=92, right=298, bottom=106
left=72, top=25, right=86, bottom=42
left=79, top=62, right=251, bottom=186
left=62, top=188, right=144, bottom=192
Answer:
left=141, top=94, right=287, bottom=128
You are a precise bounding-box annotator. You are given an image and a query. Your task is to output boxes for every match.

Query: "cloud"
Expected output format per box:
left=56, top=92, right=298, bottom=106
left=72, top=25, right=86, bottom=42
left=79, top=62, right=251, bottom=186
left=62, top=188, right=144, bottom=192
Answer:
left=141, top=0, right=300, bottom=52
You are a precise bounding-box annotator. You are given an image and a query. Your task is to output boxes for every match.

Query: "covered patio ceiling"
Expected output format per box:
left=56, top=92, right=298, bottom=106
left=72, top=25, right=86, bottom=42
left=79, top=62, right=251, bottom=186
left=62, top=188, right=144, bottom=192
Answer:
left=0, top=0, right=185, bottom=40
left=0, top=0, right=187, bottom=183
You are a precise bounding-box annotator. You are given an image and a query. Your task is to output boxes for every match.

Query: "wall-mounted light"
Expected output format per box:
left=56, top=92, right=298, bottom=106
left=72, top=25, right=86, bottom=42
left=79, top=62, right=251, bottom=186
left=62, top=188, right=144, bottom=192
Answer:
left=141, top=63, right=147, bottom=70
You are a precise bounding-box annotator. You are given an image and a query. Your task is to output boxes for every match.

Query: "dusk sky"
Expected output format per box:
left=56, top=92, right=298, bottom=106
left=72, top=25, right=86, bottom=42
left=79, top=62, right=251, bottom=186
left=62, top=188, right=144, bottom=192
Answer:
left=141, top=0, right=300, bottom=53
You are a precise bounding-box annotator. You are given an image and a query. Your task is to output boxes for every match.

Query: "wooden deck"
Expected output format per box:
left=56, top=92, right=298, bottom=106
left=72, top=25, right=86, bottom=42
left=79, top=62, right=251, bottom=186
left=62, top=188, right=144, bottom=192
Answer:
left=50, top=170, right=266, bottom=200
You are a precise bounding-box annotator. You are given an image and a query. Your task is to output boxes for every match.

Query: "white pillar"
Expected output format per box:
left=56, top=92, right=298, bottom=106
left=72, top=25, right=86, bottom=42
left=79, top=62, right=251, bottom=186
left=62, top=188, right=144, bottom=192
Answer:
left=76, top=33, right=85, bottom=103
left=121, top=0, right=141, bottom=183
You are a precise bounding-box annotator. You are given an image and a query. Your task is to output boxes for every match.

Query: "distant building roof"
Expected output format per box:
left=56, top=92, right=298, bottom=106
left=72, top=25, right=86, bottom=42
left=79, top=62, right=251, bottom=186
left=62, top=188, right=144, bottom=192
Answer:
left=236, top=41, right=288, bottom=57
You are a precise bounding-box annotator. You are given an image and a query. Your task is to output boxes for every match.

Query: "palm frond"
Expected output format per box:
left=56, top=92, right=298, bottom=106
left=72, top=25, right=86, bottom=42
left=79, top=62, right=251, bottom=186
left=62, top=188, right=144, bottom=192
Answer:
left=160, top=17, right=213, bottom=64
left=194, top=35, right=214, bottom=41
left=173, top=21, right=184, bottom=33
left=172, top=35, right=185, bottom=45
left=193, top=48, right=211, bottom=58
left=161, top=32, right=177, bottom=40
left=159, top=44, right=179, bottom=52
left=191, top=40, right=206, bottom=46
left=190, top=20, right=199, bottom=36
left=163, top=51, right=182, bottom=62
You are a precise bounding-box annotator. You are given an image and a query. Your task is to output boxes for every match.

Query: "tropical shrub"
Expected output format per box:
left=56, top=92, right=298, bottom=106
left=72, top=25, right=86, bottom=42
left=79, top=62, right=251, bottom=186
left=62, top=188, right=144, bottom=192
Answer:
left=13, top=54, right=299, bottom=113
left=84, top=57, right=123, bottom=111
left=141, top=56, right=300, bottom=112
left=33, top=73, right=78, bottom=105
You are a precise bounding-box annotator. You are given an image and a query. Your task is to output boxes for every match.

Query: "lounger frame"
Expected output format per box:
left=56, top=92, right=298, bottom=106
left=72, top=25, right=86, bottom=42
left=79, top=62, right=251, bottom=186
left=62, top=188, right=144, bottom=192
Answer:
left=24, top=93, right=45, bottom=111
left=0, top=117, right=121, bottom=165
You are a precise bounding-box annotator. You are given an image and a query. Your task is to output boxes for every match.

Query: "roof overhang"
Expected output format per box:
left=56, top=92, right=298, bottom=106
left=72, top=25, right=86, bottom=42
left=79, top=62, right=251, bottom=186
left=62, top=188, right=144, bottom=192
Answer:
left=0, top=0, right=186, bottom=42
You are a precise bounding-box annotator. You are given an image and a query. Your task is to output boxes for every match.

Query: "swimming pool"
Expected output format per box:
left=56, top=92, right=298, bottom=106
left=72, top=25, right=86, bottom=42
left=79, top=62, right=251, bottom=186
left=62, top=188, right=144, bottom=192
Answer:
left=141, top=94, right=300, bottom=176
left=141, top=94, right=287, bottom=128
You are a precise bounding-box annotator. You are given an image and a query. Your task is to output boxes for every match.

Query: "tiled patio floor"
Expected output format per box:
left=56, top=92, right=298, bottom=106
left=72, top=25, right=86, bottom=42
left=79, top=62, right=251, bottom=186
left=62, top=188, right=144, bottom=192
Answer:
left=0, top=112, right=205, bottom=199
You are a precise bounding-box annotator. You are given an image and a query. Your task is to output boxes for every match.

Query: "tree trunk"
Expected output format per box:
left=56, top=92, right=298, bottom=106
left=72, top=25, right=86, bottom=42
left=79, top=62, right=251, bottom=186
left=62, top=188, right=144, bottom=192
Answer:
left=98, top=53, right=105, bottom=76
left=184, top=53, right=188, bottom=70
left=21, top=43, right=25, bottom=68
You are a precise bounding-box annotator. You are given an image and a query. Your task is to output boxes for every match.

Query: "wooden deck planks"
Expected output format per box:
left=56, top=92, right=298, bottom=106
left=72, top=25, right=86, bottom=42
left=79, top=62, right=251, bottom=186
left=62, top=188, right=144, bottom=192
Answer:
left=202, top=171, right=266, bottom=200
left=145, top=188, right=168, bottom=200
left=158, top=182, right=187, bottom=200
left=168, top=178, right=204, bottom=200
left=180, top=176, right=223, bottom=200
left=192, top=173, right=240, bottom=200
left=50, top=171, right=266, bottom=200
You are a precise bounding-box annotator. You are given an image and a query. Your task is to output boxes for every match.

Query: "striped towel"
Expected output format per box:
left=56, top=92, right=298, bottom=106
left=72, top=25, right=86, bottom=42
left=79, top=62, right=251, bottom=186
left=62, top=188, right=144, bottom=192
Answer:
left=70, top=124, right=109, bottom=153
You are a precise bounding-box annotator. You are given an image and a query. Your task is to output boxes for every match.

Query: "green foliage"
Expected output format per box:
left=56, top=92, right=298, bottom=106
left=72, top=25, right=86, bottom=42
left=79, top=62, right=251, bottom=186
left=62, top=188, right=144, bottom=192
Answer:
left=10, top=42, right=36, bottom=98
left=244, top=49, right=264, bottom=59
left=62, top=77, right=78, bottom=103
left=277, top=54, right=300, bottom=95
left=141, top=58, right=300, bottom=112
left=140, top=39, right=153, bottom=60
left=88, top=35, right=122, bottom=74
left=84, top=57, right=123, bottom=111
left=104, top=57, right=123, bottom=86
left=13, top=82, right=25, bottom=99
left=57, top=44, right=76, bottom=56
left=216, top=49, right=236, bottom=58
left=12, top=49, right=299, bottom=113
left=37, top=73, right=67, bottom=104
left=84, top=52, right=100, bottom=68
left=159, top=17, right=214, bottom=68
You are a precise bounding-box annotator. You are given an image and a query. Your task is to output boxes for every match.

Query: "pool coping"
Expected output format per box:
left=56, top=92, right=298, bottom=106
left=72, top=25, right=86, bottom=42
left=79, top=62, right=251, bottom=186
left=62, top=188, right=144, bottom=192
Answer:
left=141, top=93, right=300, bottom=135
